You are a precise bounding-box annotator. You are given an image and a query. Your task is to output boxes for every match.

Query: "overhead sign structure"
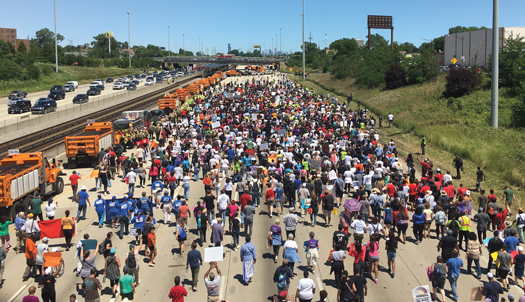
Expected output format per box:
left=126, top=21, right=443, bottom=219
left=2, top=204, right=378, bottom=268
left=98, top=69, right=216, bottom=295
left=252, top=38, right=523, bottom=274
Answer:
left=367, top=15, right=394, bottom=51
left=253, top=45, right=261, bottom=48
left=104, top=31, right=114, bottom=53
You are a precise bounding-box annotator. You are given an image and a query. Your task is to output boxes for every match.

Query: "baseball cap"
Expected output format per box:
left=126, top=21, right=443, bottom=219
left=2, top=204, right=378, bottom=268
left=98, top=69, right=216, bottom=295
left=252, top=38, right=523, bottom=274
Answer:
left=123, top=266, right=129, bottom=274
left=508, top=293, right=515, bottom=301
left=519, top=246, right=524, bottom=252
left=487, top=272, right=494, bottom=278
left=278, top=291, right=288, bottom=299
left=42, top=237, right=49, bottom=242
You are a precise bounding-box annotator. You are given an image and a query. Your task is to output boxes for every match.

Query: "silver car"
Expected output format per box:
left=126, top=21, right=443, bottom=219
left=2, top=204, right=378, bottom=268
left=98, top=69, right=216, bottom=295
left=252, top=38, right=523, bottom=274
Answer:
left=63, top=85, right=75, bottom=92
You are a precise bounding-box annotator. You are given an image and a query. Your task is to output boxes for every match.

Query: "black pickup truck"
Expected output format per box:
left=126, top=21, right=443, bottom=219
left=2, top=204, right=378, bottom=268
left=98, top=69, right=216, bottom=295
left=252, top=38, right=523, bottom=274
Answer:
left=8, top=90, right=27, bottom=99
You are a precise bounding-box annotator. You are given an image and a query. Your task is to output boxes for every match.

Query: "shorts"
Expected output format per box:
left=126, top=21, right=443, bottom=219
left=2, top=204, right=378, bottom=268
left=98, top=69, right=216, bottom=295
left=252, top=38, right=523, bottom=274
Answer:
left=275, top=200, right=283, bottom=207
left=409, top=195, right=416, bottom=203
left=369, top=255, right=380, bottom=262
left=110, top=279, right=118, bottom=287
left=207, top=296, right=220, bottom=302
left=148, top=245, right=155, bottom=252
left=122, top=292, right=134, bottom=301
left=432, top=278, right=446, bottom=290
left=323, top=210, right=331, bottom=217
left=265, top=199, right=275, bottom=206
left=306, top=249, right=319, bottom=264
left=387, top=251, right=396, bottom=260
left=497, top=269, right=509, bottom=279
left=354, top=233, right=364, bottom=242
left=516, top=268, right=524, bottom=278
left=142, top=235, right=148, bottom=245
left=335, top=191, right=343, bottom=198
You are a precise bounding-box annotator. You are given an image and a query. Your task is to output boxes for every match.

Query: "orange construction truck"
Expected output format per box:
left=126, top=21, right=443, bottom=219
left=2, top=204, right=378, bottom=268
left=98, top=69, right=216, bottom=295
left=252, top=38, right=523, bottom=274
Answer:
left=158, top=93, right=181, bottom=113
left=65, top=122, right=113, bottom=168
left=0, top=152, right=64, bottom=218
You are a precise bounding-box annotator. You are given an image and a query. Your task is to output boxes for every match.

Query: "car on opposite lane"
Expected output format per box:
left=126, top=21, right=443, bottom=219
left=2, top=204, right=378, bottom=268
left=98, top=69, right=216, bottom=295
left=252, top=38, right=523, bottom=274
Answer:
left=48, top=90, right=66, bottom=100
left=8, top=99, right=32, bottom=114
left=72, top=94, right=89, bottom=104
left=31, top=98, right=57, bottom=114
left=8, top=90, right=27, bottom=99
left=87, top=87, right=101, bottom=96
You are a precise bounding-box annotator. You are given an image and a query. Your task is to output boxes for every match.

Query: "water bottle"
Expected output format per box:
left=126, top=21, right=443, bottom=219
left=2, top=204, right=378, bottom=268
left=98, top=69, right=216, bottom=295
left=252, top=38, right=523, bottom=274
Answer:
left=103, top=275, right=107, bottom=283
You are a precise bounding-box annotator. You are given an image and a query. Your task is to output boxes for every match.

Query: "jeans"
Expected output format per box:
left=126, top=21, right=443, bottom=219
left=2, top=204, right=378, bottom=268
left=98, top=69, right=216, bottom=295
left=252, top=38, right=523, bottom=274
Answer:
left=193, top=168, right=200, bottom=181
left=76, top=204, right=87, bottom=220
left=372, top=207, right=382, bottom=222
left=413, top=223, right=424, bottom=242
left=232, top=230, right=240, bottom=247
left=182, top=184, right=190, bottom=199
left=218, top=209, right=226, bottom=226
left=251, top=193, right=260, bottom=207
left=436, top=224, right=446, bottom=238
left=458, top=230, right=469, bottom=250
left=241, top=211, right=245, bottom=224
left=207, top=209, right=215, bottom=225
left=467, top=257, right=481, bottom=278
left=128, top=183, right=135, bottom=196
left=519, top=227, right=524, bottom=243
left=448, top=275, right=459, bottom=300
left=118, top=216, right=129, bottom=238
left=139, top=176, right=145, bottom=187
left=191, top=267, right=200, bottom=287
left=310, top=213, right=317, bottom=225
left=422, top=145, right=426, bottom=155
left=97, top=211, right=105, bottom=226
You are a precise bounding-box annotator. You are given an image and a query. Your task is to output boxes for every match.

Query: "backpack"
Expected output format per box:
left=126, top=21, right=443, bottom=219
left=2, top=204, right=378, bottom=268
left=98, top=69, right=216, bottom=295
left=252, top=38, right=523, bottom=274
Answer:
left=277, top=273, right=288, bottom=289
left=434, top=263, right=447, bottom=281
left=435, top=212, right=446, bottom=225
left=179, top=227, right=187, bottom=240
left=448, top=220, right=460, bottom=232
left=98, top=239, right=108, bottom=255
left=518, top=214, right=525, bottom=228
left=127, top=253, right=137, bottom=269
left=384, top=209, right=392, bottom=224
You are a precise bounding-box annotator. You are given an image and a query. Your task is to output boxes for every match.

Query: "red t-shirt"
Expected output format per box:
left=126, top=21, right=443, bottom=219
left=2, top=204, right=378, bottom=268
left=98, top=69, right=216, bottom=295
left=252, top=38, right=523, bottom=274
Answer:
left=69, top=174, right=81, bottom=186
left=265, top=188, right=275, bottom=200
left=435, top=174, right=444, bottom=183
left=458, top=187, right=468, bottom=196
left=178, top=205, right=190, bottom=218
left=168, top=285, right=188, bottom=302
left=420, top=185, right=430, bottom=194
left=444, top=185, right=456, bottom=198
left=408, top=184, right=417, bottom=196
left=488, top=195, right=498, bottom=202
left=240, top=194, right=251, bottom=211
left=148, top=233, right=156, bottom=247
left=387, top=183, right=396, bottom=197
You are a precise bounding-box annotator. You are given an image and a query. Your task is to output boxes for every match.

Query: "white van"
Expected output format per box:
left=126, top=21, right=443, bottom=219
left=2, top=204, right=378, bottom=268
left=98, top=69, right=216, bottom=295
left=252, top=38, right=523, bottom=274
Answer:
left=90, top=81, right=103, bottom=88
left=66, top=81, right=79, bottom=88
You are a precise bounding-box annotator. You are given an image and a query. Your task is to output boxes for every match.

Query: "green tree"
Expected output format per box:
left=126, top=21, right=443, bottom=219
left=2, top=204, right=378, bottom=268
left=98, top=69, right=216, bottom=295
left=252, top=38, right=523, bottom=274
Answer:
left=0, top=59, right=22, bottom=81
left=25, top=64, right=41, bottom=80
left=365, top=33, right=389, bottom=50
left=404, top=49, right=440, bottom=85
left=385, top=63, right=407, bottom=90
left=443, top=68, right=479, bottom=98
left=497, top=35, right=525, bottom=90
left=329, top=38, right=359, bottom=57
left=31, top=28, right=64, bottom=49
left=396, top=42, right=417, bottom=53
left=17, top=41, right=27, bottom=53
left=448, top=26, right=488, bottom=34
left=89, top=33, right=120, bottom=58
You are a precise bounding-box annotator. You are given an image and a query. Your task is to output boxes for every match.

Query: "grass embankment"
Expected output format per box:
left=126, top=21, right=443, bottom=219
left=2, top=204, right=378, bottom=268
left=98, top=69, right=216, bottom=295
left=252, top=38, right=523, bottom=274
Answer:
left=291, top=73, right=525, bottom=210
left=0, top=63, right=146, bottom=97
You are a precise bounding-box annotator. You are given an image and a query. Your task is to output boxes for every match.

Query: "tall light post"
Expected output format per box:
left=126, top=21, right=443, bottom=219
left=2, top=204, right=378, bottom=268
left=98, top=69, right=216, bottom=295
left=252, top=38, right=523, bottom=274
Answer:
left=302, top=0, right=305, bottom=80
left=183, top=34, right=185, bottom=55
left=167, top=25, right=171, bottom=56
left=276, top=33, right=278, bottom=55
left=127, top=12, right=131, bottom=68
left=198, top=38, right=200, bottom=56
left=490, top=0, right=499, bottom=128
left=280, top=27, right=282, bottom=56
left=54, top=0, right=58, bottom=72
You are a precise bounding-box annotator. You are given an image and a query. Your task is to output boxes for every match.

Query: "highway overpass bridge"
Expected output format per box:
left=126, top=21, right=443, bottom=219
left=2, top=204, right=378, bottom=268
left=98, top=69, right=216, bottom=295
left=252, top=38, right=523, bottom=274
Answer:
left=154, top=56, right=286, bottom=69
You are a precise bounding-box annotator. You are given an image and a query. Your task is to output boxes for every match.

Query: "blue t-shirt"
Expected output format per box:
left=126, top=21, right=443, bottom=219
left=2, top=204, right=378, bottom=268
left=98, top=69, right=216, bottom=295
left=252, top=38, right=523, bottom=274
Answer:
left=128, top=199, right=137, bottom=211
left=151, top=181, right=164, bottom=192
left=160, top=195, right=172, bottom=204
left=119, top=202, right=129, bottom=217
left=227, top=149, right=235, bottom=160
left=413, top=213, right=426, bottom=224
left=446, top=257, right=463, bottom=277
left=504, top=236, right=519, bottom=253
left=139, top=197, right=151, bottom=212
left=78, top=191, right=89, bottom=206
left=94, top=198, right=106, bottom=213
left=109, top=201, right=120, bottom=214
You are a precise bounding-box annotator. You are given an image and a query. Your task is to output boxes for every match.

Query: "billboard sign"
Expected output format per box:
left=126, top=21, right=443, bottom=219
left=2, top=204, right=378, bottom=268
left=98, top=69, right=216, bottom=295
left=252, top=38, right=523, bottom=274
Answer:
left=367, top=15, right=393, bottom=29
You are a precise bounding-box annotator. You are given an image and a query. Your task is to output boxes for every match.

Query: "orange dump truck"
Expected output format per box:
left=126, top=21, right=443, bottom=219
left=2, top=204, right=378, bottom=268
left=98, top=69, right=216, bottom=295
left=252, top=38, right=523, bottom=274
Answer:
left=0, top=152, right=64, bottom=218
left=159, top=93, right=180, bottom=112
left=188, top=83, right=200, bottom=95
left=65, top=122, right=114, bottom=168
left=177, top=88, right=190, bottom=101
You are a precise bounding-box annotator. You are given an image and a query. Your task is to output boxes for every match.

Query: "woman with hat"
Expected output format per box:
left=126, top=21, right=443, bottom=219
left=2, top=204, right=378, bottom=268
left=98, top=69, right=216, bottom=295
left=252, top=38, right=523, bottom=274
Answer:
left=104, top=247, right=121, bottom=298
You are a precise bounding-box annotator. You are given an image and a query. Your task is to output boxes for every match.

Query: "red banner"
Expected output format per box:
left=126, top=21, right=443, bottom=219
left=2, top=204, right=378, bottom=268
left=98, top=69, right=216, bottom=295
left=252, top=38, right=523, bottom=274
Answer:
left=38, top=219, right=75, bottom=239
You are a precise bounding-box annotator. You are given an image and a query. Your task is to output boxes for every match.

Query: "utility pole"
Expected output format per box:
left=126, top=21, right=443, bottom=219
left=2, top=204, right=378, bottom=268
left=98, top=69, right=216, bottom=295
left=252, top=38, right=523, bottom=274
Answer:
left=272, top=38, right=273, bottom=55
left=276, top=33, right=278, bottom=55
left=183, top=34, right=185, bottom=54
left=490, top=0, right=499, bottom=128
left=127, top=12, right=131, bottom=68
left=280, top=28, right=282, bottom=56
left=325, top=33, right=327, bottom=50
left=302, top=0, right=305, bottom=80
left=309, top=32, right=313, bottom=44
left=54, top=0, right=58, bottom=72
left=167, top=25, right=170, bottom=56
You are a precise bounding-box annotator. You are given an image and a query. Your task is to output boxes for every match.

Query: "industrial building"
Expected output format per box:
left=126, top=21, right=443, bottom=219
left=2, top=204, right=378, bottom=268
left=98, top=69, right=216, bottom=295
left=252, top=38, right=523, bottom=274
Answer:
left=444, top=27, right=525, bottom=67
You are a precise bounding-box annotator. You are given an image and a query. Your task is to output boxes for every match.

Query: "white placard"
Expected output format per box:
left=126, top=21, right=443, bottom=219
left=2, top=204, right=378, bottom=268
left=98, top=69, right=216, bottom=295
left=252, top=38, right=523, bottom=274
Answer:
left=328, top=170, right=337, bottom=180
left=251, top=113, right=257, bottom=121
left=204, top=246, right=224, bottom=262
left=271, top=91, right=276, bottom=96
left=259, top=143, right=269, bottom=150
left=8, top=149, right=19, bottom=155
left=129, top=228, right=141, bottom=237
left=412, top=285, right=432, bottom=302
left=344, top=121, right=348, bottom=127
left=211, top=121, right=221, bottom=129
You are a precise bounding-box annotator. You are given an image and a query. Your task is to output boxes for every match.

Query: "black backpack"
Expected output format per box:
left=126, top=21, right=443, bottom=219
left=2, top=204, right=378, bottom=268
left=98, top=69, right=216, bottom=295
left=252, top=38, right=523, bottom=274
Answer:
left=127, top=253, right=137, bottom=269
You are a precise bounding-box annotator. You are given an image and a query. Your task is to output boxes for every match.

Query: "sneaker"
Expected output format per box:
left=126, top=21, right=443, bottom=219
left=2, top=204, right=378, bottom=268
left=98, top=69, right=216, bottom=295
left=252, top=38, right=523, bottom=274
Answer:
left=374, top=279, right=378, bottom=284
left=234, top=248, right=237, bottom=252
left=149, top=263, right=155, bottom=267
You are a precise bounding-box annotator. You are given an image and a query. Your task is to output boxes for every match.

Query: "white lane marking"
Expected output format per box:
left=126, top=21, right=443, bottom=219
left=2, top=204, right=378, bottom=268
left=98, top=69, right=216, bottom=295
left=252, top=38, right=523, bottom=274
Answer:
left=7, top=285, right=28, bottom=302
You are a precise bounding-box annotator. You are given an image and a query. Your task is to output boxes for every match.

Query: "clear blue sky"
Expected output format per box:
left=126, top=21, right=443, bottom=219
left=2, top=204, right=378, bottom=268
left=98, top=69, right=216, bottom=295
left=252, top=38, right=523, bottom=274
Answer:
left=4, top=0, right=525, bottom=54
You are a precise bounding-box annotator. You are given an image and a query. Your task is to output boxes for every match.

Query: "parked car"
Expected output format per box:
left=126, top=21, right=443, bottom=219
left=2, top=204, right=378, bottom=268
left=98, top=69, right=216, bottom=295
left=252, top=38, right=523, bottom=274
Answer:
left=96, top=84, right=105, bottom=91
left=106, top=77, right=114, bottom=83
left=63, top=85, right=75, bottom=92
left=87, top=87, right=101, bottom=96
left=48, top=90, right=66, bottom=100
left=66, top=81, right=78, bottom=88
left=127, top=83, right=137, bottom=91
left=113, top=82, right=124, bottom=90
left=50, top=85, right=64, bottom=92
left=8, top=90, right=27, bottom=99
left=8, top=99, right=32, bottom=114
left=31, top=98, right=57, bottom=114
left=72, top=94, right=89, bottom=104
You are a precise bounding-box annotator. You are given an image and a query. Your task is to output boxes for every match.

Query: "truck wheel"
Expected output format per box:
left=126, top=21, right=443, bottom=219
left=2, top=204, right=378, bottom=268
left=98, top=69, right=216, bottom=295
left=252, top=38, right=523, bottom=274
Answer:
left=23, top=194, right=33, bottom=213
left=55, top=177, right=64, bottom=194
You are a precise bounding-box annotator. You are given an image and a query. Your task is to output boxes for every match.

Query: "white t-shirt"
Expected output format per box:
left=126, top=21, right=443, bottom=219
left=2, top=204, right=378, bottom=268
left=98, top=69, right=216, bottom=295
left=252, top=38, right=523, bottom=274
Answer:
left=44, top=204, right=57, bottom=217
left=388, top=114, right=394, bottom=121
left=366, top=223, right=383, bottom=235
left=297, top=278, right=316, bottom=300
left=283, top=240, right=298, bottom=250
left=351, top=220, right=366, bottom=234
left=217, top=194, right=229, bottom=210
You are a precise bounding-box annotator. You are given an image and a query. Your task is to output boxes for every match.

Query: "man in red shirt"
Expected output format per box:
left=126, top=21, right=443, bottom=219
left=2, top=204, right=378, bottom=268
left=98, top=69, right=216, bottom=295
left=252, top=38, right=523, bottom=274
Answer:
left=456, top=184, right=468, bottom=199
left=69, top=171, right=81, bottom=197
left=445, top=183, right=456, bottom=199
left=488, top=189, right=498, bottom=203
left=494, top=208, right=508, bottom=231
left=168, top=276, right=187, bottom=302
left=435, top=168, right=444, bottom=183
left=177, top=200, right=191, bottom=225
left=408, top=182, right=418, bottom=210
left=387, top=181, right=396, bottom=198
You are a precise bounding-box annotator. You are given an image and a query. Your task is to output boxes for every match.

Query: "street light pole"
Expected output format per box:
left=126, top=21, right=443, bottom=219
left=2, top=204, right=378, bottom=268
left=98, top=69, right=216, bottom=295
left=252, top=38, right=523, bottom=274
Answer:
left=168, top=25, right=170, bottom=56
left=490, top=0, right=499, bottom=128
left=276, top=33, right=278, bottom=55
left=127, top=12, right=131, bottom=68
left=198, top=38, right=200, bottom=56
left=302, top=0, right=305, bottom=80
left=280, top=28, right=282, bottom=56
left=54, top=0, right=58, bottom=72
left=183, top=34, right=185, bottom=55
